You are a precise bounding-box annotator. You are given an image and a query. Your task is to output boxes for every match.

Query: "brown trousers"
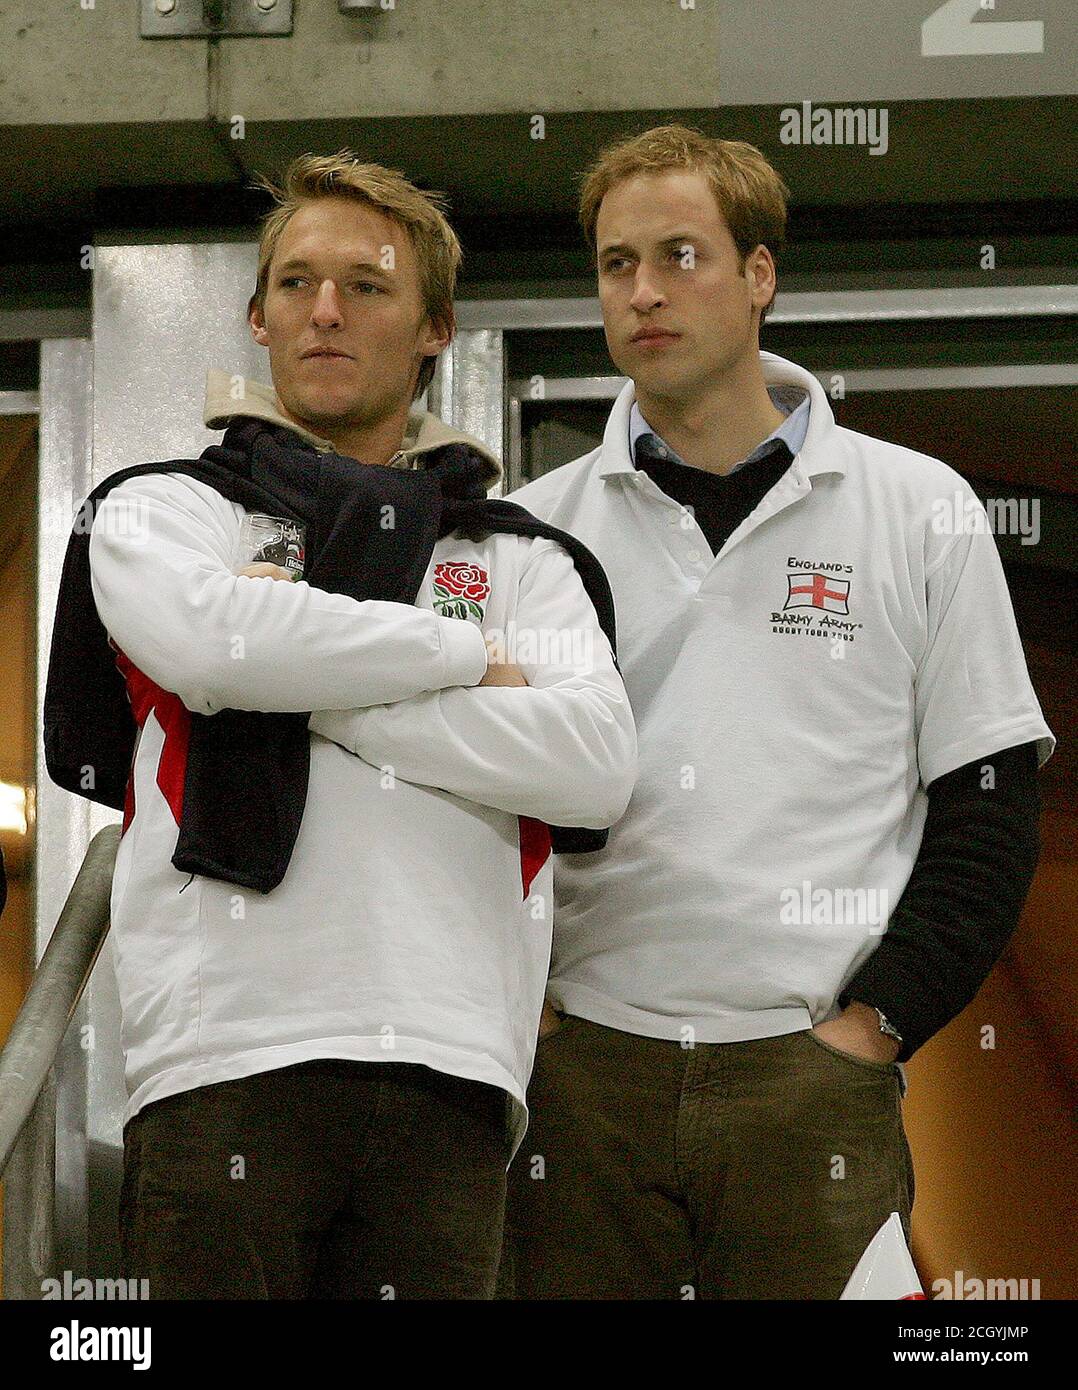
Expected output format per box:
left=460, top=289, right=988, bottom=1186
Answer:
left=500, top=1017, right=914, bottom=1299
left=120, top=1059, right=510, bottom=1299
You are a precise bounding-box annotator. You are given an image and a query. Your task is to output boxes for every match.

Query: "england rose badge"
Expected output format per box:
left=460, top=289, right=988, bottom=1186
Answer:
left=431, top=562, right=490, bottom=623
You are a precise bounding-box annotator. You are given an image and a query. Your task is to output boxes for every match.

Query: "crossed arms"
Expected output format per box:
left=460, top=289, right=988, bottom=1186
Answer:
left=87, top=471, right=637, bottom=829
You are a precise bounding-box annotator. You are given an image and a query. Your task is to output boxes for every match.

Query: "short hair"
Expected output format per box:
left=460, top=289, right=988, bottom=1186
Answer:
left=578, top=125, right=790, bottom=323
left=248, top=150, right=462, bottom=400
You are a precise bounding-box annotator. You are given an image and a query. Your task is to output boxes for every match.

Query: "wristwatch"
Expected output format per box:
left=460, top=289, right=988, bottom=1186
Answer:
left=874, top=1007, right=904, bottom=1044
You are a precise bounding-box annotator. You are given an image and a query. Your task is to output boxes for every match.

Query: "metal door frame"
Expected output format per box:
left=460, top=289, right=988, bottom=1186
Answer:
left=481, top=284, right=1078, bottom=492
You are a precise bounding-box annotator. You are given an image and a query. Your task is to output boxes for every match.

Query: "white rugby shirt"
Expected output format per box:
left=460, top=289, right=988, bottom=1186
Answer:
left=509, top=350, right=1054, bottom=1042
left=87, top=371, right=637, bottom=1160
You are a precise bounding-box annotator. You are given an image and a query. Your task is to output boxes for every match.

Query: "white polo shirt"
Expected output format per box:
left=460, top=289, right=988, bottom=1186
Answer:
left=509, top=350, right=1054, bottom=1042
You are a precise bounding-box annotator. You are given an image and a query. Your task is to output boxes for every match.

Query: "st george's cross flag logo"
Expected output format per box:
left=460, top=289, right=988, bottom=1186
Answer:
left=784, top=570, right=851, bottom=615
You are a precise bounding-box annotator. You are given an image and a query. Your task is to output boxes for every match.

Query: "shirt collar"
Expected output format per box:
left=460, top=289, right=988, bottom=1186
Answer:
left=598, top=352, right=847, bottom=482
left=629, top=386, right=810, bottom=474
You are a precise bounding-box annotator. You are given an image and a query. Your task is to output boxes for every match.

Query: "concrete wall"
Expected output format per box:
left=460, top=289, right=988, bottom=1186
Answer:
left=2, top=1, right=717, bottom=127
left=4, top=0, right=1072, bottom=130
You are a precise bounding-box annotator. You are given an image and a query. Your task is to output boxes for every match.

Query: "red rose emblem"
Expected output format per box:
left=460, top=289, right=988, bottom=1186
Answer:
left=433, top=562, right=490, bottom=603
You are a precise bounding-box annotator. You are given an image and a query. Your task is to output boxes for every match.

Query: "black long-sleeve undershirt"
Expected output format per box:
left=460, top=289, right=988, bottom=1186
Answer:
left=838, top=741, right=1041, bottom=1061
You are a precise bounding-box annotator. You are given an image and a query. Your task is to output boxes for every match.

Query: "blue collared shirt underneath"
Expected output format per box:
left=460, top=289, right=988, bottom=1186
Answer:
left=629, top=384, right=810, bottom=473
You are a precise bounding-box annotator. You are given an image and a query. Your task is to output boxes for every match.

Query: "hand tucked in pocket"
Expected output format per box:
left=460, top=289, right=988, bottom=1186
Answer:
left=811, top=1001, right=901, bottom=1065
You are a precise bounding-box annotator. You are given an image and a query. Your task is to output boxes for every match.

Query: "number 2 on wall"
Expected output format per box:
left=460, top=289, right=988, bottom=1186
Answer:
left=922, top=0, right=1044, bottom=55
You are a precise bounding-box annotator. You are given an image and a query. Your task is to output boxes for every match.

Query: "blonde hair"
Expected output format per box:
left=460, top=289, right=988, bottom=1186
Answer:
left=579, top=125, right=790, bottom=322
left=248, top=150, right=462, bottom=400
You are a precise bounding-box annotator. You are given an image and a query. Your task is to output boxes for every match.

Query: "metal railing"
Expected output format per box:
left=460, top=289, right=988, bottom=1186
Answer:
left=0, top=824, right=119, bottom=1299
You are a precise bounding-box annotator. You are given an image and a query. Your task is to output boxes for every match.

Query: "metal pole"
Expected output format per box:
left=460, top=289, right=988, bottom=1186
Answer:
left=2, top=1073, right=56, bottom=1299
left=0, top=824, right=117, bottom=1176
left=0, top=824, right=118, bottom=1298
